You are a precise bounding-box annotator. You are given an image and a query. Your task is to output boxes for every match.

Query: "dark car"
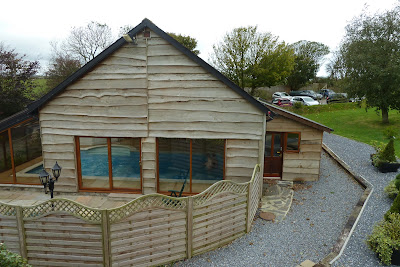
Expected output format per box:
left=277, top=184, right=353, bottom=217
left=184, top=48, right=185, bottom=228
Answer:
left=319, top=89, right=336, bottom=98
left=326, top=93, right=348, bottom=104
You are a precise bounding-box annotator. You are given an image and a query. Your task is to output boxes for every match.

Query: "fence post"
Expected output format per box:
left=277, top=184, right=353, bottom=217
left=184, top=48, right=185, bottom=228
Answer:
left=246, top=180, right=253, bottom=233
left=186, top=196, right=193, bottom=259
left=102, top=210, right=111, bottom=267
left=258, top=166, right=263, bottom=201
left=15, top=206, right=27, bottom=260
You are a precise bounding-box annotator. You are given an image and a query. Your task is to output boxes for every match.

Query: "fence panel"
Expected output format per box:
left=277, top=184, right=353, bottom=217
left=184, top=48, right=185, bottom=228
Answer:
left=0, top=164, right=261, bottom=267
left=248, top=165, right=261, bottom=231
left=22, top=199, right=104, bottom=267
left=192, top=191, right=247, bottom=256
left=109, top=195, right=188, bottom=267
left=0, top=205, right=20, bottom=254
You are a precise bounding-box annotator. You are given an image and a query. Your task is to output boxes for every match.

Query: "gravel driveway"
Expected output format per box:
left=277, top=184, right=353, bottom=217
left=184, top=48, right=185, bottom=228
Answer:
left=175, top=133, right=364, bottom=267
left=325, top=133, right=398, bottom=267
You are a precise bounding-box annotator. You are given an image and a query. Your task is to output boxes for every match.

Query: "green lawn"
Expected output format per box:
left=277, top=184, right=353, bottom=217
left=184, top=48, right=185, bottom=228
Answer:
left=28, top=78, right=48, bottom=100
left=287, top=102, right=400, bottom=157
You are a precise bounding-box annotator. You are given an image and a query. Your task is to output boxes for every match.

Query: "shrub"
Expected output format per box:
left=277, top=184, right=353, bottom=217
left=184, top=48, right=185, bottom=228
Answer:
left=386, top=193, right=400, bottom=220
left=293, top=101, right=303, bottom=110
left=367, top=213, right=400, bottom=265
left=395, top=174, right=400, bottom=191
left=380, top=138, right=397, bottom=163
left=0, top=243, right=31, bottom=267
left=385, top=180, right=399, bottom=200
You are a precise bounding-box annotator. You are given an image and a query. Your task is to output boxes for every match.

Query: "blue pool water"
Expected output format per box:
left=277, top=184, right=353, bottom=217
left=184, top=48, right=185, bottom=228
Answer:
left=25, top=146, right=223, bottom=180
left=26, top=165, right=44, bottom=174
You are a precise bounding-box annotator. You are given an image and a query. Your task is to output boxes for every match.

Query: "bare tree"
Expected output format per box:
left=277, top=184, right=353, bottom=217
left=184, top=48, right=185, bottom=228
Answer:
left=45, top=42, right=81, bottom=91
left=63, top=21, right=113, bottom=64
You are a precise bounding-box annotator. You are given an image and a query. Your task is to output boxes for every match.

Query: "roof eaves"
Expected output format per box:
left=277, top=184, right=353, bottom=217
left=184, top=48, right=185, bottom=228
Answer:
left=0, top=109, right=34, bottom=133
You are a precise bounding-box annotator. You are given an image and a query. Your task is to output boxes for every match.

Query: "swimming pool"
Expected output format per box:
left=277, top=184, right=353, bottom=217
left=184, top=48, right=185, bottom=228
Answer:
left=21, top=146, right=223, bottom=180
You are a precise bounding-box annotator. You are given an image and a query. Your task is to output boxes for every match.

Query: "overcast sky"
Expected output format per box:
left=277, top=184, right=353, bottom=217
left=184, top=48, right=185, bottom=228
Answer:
left=1, top=0, right=399, bottom=76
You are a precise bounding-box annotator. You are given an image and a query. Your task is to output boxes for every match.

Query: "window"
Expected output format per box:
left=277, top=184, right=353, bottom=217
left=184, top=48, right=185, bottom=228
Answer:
left=157, top=138, right=225, bottom=194
left=76, top=137, right=141, bottom=192
left=0, top=118, right=42, bottom=185
left=285, top=132, right=300, bottom=152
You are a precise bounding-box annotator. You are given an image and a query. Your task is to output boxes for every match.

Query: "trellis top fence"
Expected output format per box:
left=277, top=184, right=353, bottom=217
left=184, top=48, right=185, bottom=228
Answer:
left=0, top=164, right=261, bottom=267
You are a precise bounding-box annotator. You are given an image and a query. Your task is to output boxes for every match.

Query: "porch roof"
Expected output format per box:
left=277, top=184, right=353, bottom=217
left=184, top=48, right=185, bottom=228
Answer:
left=258, top=98, right=333, bottom=133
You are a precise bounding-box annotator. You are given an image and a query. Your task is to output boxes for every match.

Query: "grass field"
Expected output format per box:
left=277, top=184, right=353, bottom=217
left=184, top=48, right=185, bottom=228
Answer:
left=287, top=102, right=400, bottom=157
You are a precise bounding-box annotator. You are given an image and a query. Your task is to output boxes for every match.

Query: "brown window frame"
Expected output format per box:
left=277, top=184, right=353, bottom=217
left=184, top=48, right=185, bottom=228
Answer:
left=284, top=132, right=301, bottom=153
left=0, top=118, right=42, bottom=185
left=76, top=136, right=142, bottom=193
left=156, top=138, right=226, bottom=195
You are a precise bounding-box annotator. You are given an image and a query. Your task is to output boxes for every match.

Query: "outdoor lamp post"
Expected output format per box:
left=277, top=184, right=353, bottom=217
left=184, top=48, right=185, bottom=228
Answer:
left=38, top=161, right=62, bottom=199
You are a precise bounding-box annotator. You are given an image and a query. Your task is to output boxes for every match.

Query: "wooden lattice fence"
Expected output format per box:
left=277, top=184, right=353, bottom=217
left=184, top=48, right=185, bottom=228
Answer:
left=0, top=164, right=261, bottom=267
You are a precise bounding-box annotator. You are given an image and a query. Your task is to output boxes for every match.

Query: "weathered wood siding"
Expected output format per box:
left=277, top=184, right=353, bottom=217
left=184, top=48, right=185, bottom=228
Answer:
left=141, top=137, right=157, bottom=194
left=266, top=116, right=323, bottom=181
left=38, top=30, right=265, bottom=193
left=225, top=140, right=260, bottom=183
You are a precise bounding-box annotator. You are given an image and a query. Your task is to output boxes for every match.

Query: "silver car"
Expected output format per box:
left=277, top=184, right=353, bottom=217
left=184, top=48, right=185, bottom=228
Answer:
left=292, top=96, right=319, bottom=106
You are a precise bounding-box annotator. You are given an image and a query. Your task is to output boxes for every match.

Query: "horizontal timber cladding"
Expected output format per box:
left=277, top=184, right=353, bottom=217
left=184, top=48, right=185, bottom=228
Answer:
left=267, top=117, right=323, bottom=181
left=110, top=208, right=187, bottom=266
left=37, top=30, right=265, bottom=194
left=40, top=132, right=77, bottom=192
left=141, top=137, right=157, bottom=194
left=146, top=35, right=264, bottom=140
left=24, top=213, right=103, bottom=267
left=225, top=140, right=260, bottom=183
left=39, top=42, right=149, bottom=140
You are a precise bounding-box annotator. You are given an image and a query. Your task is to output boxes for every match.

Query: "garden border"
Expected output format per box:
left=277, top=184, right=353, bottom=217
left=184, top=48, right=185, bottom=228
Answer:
left=315, top=143, right=374, bottom=266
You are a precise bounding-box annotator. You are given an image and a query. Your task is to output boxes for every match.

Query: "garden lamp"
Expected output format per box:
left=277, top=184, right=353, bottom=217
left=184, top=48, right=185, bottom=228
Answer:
left=38, top=162, right=62, bottom=199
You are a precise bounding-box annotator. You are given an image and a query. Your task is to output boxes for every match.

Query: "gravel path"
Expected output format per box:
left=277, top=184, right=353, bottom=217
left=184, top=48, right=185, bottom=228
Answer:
left=174, top=136, right=363, bottom=267
left=324, top=133, right=399, bottom=267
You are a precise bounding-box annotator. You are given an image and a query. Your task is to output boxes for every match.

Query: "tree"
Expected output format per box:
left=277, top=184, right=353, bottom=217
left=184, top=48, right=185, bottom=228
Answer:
left=119, top=24, right=134, bottom=36
left=287, top=40, right=329, bottom=90
left=0, top=43, right=39, bottom=119
left=168, top=33, right=200, bottom=55
left=63, top=21, right=113, bottom=64
left=211, top=26, right=295, bottom=95
left=338, top=5, right=400, bottom=123
left=45, top=42, right=81, bottom=91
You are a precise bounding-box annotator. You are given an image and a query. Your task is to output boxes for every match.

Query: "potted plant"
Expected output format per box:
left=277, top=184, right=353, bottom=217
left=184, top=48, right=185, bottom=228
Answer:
left=371, top=128, right=400, bottom=173
left=367, top=212, right=400, bottom=265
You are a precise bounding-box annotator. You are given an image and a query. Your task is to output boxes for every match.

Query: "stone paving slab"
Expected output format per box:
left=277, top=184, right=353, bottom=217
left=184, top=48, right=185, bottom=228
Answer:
left=260, top=181, right=294, bottom=222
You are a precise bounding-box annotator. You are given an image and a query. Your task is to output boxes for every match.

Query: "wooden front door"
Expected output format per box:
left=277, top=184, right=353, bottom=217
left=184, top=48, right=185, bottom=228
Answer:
left=264, top=132, right=283, bottom=177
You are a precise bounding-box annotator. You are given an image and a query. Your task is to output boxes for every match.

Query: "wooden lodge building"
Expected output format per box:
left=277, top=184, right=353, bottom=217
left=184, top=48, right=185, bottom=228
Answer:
left=0, top=19, right=332, bottom=196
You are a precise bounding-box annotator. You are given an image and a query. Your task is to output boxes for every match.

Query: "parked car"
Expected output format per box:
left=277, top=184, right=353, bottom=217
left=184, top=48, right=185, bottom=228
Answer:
left=292, top=96, right=320, bottom=106
left=272, top=98, right=293, bottom=107
left=326, top=93, right=348, bottom=104
left=319, top=89, right=336, bottom=98
left=272, top=92, right=293, bottom=101
left=289, top=90, right=320, bottom=100
left=303, top=90, right=323, bottom=100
